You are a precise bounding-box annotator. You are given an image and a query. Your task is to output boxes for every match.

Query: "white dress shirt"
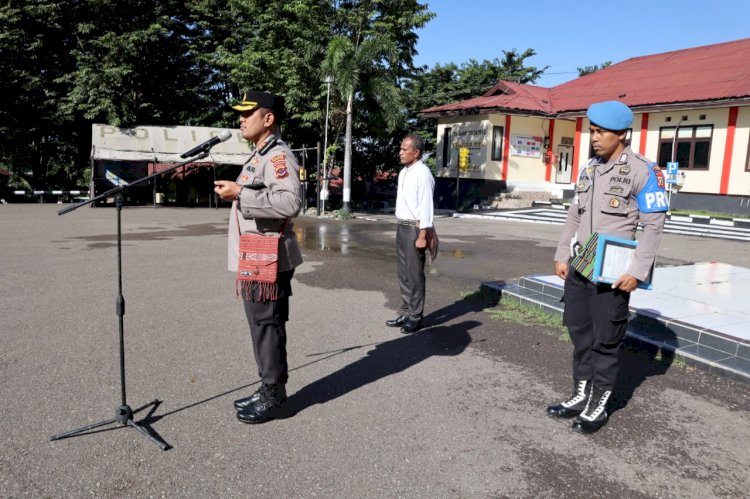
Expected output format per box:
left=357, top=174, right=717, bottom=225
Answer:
left=395, top=159, right=435, bottom=229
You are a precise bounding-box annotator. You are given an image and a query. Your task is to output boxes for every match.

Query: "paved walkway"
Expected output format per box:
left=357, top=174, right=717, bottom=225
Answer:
left=484, top=262, right=750, bottom=383
left=458, top=207, right=750, bottom=242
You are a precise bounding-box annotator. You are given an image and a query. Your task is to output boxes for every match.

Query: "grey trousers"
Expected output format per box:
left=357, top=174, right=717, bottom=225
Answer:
left=396, top=224, right=426, bottom=320
left=243, top=269, right=294, bottom=385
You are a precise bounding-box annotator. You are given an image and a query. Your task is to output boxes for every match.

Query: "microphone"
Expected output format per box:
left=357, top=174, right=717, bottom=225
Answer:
left=180, top=130, right=232, bottom=158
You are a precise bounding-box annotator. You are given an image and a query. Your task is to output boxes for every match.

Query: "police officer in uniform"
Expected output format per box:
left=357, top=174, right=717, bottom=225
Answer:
left=547, top=100, right=668, bottom=434
left=214, top=90, right=303, bottom=424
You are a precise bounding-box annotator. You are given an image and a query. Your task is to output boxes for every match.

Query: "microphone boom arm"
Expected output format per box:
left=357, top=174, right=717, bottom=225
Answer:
left=59, top=151, right=210, bottom=216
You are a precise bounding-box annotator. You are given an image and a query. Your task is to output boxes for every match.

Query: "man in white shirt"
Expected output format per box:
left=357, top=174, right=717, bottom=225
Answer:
left=386, top=134, right=435, bottom=333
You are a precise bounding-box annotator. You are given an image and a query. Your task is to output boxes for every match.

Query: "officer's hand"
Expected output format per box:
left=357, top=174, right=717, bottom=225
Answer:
left=555, top=261, right=568, bottom=280
left=214, top=181, right=241, bottom=201
left=415, top=236, right=428, bottom=250
left=612, top=274, right=638, bottom=293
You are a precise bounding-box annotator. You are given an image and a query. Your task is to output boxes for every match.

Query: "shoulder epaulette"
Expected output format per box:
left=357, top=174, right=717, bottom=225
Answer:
left=257, top=135, right=279, bottom=156
left=632, top=152, right=653, bottom=165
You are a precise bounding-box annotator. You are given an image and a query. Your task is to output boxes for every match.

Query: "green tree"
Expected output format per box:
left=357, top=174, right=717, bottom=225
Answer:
left=0, top=1, right=83, bottom=189
left=405, top=49, right=548, bottom=155
left=213, top=0, right=333, bottom=147
left=61, top=0, right=205, bottom=127
left=577, top=61, right=612, bottom=77
left=321, top=0, right=433, bottom=210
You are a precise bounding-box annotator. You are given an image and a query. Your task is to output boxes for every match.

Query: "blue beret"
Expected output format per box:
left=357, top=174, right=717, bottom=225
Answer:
left=586, top=100, right=633, bottom=131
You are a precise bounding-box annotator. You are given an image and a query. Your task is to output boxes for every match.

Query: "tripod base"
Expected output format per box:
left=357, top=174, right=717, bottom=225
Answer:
left=49, top=399, right=169, bottom=450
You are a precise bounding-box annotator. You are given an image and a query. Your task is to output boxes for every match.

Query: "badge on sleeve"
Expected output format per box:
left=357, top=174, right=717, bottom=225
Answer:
left=652, top=165, right=665, bottom=189
left=271, top=154, right=289, bottom=179
left=637, top=163, right=669, bottom=213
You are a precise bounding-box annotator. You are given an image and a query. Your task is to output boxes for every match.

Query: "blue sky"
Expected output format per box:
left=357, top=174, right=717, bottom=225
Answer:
left=414, top=0, right=750, bottom=88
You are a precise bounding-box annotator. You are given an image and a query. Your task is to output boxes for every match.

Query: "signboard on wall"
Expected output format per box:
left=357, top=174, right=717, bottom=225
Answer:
left=510, top=134, right=543, bottom=158
left=91, top=124, right=249, bottom=165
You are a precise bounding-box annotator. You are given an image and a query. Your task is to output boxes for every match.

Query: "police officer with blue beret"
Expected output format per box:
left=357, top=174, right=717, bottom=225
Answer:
left=547, top=100, right=668, bottom=434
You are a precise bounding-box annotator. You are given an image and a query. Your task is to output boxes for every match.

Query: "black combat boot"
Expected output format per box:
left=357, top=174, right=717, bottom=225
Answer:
left=571, top=384, right=611, bottom=434
left=236, top=383, right=288, bottom=424
left=234, top=384, right=266, bottom=411
left=547, top=379, right=591, bottom=418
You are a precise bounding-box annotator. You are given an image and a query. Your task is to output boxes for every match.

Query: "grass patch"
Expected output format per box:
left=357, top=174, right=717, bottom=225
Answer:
left=333, top=208, right=353, bottom=220
left=459, top=289, right=482, bottom=300
left=487, top=299, right=569, bottom=342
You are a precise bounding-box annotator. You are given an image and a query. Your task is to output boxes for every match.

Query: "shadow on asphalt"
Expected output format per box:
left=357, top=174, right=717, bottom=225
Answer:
left=286, top=321, right=477, bottom=415
left=422, top=291, right=499, bottom=328
left=134, top=323, right=474, bottom=432
left=609, top=337, right=676, bottom=415
left=136, top=295, right=487, bottom=432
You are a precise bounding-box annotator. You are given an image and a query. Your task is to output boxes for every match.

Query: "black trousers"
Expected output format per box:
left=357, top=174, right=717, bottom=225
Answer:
left=563, top=270, right=631, bottom=390
left=242, top=269, right=294, bottom=385
left=396, top=224, right=426, bottom=320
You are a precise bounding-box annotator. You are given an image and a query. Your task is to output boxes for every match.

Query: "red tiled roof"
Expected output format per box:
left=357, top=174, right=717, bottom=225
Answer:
left=422, top=81, right=552, bottom=115
left=422, top=38, right=750, bottom=117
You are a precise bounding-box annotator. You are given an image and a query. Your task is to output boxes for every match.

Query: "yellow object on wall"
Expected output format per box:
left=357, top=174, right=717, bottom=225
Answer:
left=458, top=147, right=470, bottom=172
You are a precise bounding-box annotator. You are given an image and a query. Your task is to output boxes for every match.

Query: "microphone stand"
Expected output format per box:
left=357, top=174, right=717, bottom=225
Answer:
left=49, top=151, right=210, bottom=450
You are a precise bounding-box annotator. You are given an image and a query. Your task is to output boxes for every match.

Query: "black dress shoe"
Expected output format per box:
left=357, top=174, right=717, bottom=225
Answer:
left=236, top=384, right=288, bottom=424
left=400, top=318, right=422, bottom=334
left=234, top=385, right=264, bottom=411
left=386, top=315, right=408, bottom=327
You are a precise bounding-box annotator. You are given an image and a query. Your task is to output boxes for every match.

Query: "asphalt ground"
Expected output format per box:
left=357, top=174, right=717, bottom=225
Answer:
left=1, top=204, right=748, bottom=498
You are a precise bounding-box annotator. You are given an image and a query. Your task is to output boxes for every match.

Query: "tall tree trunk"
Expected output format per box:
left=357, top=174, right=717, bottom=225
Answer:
left=343, top=91, right=353, bottom=211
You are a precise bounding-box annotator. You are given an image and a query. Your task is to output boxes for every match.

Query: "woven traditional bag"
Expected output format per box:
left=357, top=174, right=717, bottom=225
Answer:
left=569, top=232, right=599, bottom=281
left=235, top=210, right=286, bottom=301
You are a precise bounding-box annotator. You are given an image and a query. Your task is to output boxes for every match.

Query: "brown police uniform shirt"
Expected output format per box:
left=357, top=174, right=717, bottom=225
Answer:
left=227, top=134, right=303, bottom=273
left=554, top=146, right=666, bottom=282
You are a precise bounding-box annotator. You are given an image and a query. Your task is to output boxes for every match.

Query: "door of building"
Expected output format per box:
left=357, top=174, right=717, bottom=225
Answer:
left=555, top=145, right=573, bottom=183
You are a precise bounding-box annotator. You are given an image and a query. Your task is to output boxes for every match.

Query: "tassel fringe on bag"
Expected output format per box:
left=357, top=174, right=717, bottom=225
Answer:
left=235, top=208, right=286, bottom=302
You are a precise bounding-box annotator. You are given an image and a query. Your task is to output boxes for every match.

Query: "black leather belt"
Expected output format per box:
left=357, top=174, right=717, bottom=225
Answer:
left=397, top=219, right=418, bottom=226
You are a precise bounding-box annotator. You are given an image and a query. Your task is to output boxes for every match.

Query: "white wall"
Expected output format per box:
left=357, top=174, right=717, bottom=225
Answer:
left=433, top=104, right=750, bottom=197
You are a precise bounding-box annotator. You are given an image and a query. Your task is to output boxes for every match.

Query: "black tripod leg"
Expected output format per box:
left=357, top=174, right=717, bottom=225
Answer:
left=126, top=419, right=169, bottom=450
left=50, top=402, right=169, bottom=450
left=49, top=416, right=120, bottom=441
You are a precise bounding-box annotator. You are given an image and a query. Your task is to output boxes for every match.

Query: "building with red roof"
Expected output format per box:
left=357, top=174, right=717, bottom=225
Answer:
left=421, top=38, right=750, bottom=212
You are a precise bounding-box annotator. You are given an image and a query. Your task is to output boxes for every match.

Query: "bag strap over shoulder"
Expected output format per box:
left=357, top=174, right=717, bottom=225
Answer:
left=234, top=205, right=288, bottom=237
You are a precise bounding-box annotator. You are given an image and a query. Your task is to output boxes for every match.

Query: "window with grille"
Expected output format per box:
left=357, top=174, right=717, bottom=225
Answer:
left=442, top=127, right=452, bottom=168
left=657, top=125, right=713, bottom=170
left=491, top=126, right=504, bottom=161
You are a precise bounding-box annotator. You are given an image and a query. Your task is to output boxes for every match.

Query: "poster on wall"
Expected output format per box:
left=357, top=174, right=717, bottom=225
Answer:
left=510, top=134, right=543, bottom=158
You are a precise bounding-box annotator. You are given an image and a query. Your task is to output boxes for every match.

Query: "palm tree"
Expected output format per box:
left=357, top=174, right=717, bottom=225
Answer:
left=321, top=31, right=404, bottom=211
